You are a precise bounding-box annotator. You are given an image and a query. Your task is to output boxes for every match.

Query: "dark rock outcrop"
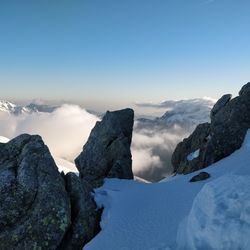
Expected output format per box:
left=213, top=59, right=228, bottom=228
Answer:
left=172, top=82, right=250, bottom=174
left=0, top=134, right=71, bottom=250
left=189, top=172, right=210, bottom=182
left=210, top=94, right=232, bottom=119
left=75, top=108, right=134, bottom=187
left=172, top=123, right=211, bottom=174
left=60, top=173, right=101, bottom=250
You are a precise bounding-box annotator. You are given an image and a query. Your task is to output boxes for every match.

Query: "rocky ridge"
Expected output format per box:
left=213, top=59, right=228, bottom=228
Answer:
left=172, top=82, right=250, bottom=174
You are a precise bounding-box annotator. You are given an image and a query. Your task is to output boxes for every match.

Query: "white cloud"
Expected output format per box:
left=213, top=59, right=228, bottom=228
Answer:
left=0, top=97, right=214, bottom=182
left=0, top=105, right=99, bottom=162
left=131, top=124, right=190, bottom=182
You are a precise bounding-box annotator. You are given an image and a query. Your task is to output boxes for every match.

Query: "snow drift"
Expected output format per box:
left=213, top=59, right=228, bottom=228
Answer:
left=85, top=130, right=250, bottom=250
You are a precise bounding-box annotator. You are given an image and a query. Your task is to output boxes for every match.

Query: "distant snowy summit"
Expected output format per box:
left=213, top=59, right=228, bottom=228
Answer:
left=0, top=100, right=58, bottom=115
left=136, top=97, right=216, bottom=129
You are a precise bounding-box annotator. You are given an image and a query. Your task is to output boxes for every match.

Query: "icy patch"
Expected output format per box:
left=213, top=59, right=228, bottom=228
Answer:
left=187, top=149, right=200, bottom=161
left=184, top=175, right=250, bottom=250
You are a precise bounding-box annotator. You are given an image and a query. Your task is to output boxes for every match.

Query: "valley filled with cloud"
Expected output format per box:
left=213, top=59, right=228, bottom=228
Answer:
left=0, top=98, right=215, bottom=182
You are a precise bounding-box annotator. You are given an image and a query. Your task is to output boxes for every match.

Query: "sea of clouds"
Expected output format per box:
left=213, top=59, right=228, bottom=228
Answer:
left=0, top=98, right=215, bottom=182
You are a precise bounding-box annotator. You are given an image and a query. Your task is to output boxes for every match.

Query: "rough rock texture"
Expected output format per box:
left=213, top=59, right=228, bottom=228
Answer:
left=172, top=82, right=250, bottom=174
left=0, top=134, right=71, bottom=250
left=60, top=173, right=101, bottom=250
left=210, top=94, right=232, bottom=119
left=172, top=123, right=211, bottom=174
left=189, top=172, right=210, bottom=182
left=75, top=108, right=134, bottom=187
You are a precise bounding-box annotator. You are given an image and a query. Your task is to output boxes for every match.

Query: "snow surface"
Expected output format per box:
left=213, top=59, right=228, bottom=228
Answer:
left=0, top=136, right=10, bottom=143
left=85, top=130, right=250, bottom=250
left=187, top=149, right=200, bottom=161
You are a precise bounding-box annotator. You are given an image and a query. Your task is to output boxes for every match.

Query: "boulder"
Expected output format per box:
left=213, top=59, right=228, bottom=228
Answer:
left=75, top=108, right=134, bottom=187
left=189, top=171, right=210, bottom=182
left=60, top=173, right=101, bottom=250
left=0, top=134, right=71, bottom=250
left=172, top=82, right=250, bottom=174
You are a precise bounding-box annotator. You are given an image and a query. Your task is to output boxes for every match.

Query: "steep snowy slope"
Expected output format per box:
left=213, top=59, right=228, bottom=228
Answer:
left=85, top=130, right=250, bottom=250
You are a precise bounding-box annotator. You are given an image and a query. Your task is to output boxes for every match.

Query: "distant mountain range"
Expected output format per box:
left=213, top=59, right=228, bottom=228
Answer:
left=0, top=100, right=58, bottom=115
left=136, top=98, right=216, bottom=129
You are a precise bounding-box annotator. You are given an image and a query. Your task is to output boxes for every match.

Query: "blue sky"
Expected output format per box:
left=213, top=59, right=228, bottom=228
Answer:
left=0, top=0, right=249, bottom=108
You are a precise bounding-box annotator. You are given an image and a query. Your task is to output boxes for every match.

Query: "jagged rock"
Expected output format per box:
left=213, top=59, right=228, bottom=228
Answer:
left=0, top=134, right=71, bottom=250
left=75, top=108, right=134, bottom=187
left=60, top=173, right=101, bottom=250
left=210, top=94, right=232, bottom=119
left=172, top=123, right=210, bottom=174
left=189, top=172, right=210, bottom=182
left=172, top=82, right=250, bottom=174
left=239, top=82, right=250, bottom=95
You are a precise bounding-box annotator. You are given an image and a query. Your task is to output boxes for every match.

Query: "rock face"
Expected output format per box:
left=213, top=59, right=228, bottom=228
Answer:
left=60, top=173, right=101, bottom=250
left=75, top=108, right=134, bottom=187
left=0, top=134, right=71, bottom=249
left=210, top=94, right=232, bottom=119
left=172, top=82, right=250, bottom=174
left=172, top=123, right=211, bottom=174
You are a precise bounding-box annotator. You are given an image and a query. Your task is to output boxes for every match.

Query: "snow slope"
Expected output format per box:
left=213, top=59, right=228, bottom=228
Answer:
left=85, top=130, right=250, bottom=250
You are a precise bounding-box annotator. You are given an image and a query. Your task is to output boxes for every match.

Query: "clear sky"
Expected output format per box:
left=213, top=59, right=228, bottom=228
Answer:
left=0, top=0, right=249, bottom=109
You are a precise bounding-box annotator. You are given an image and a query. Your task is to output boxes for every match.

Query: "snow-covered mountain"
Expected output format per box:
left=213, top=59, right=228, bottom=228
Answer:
left=136, top=97, right=216, bottom=129
left=0, top=100, right=57, bottom=115
left=85, top=129, right=250, bottom=250
left=0, top=101, right=31, bottom=114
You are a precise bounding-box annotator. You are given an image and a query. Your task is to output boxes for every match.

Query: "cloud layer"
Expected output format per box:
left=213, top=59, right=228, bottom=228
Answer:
left=0, top=105, right=99, bottom=161
left=0, top=98, right=215, bottom=182
left=132, top=123, right=191, bottom=182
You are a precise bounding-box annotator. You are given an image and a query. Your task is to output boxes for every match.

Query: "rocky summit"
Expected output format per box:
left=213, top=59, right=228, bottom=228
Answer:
left=172, top=82, right=250, bottom=174
left=75, top=108, right=134, bottom=187
left=0, top=134, right=71, bottom=250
